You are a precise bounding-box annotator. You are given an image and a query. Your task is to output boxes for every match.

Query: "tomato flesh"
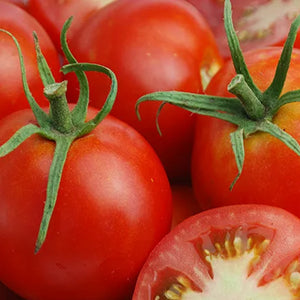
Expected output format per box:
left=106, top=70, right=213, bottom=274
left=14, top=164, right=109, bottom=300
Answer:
left=133, top=205, right=300, bottom=299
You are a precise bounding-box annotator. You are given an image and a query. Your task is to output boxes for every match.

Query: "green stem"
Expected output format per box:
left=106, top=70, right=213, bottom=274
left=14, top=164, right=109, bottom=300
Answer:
left=44, top=81, right=74, bottom=133
left=228, top=75, right=265, bottom=120
left=35, top=137, right=73, bottom=253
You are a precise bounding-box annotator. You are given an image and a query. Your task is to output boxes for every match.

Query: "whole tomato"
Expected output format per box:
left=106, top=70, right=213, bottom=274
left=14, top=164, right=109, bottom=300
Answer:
left=136, top=0, right=300, bottom=217
left=192, top=46, right=300, bottom=214
left=133, top=205, right=300, bottom=299
left=186, top=0, right=300, bottom=58
left=27, top=0, right=115, bottom=51
left=0, top=22, right=172, bottom=300
left=66, top=0, right=223, bottom=182
left=0, top=1, right=61, bottom=120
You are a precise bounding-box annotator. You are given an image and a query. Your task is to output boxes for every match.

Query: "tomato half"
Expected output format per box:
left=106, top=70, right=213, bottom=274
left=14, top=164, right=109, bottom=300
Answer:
left=0, top=107, right=172, bottom=300
left=133, top=205, right=300, bottom=299
left=186, top=0, right=300, bottom=59
left=0, top=1, right=61, bottom=120
left=27, top=0, right=115, bottom=51
left=66, top=0, right=223, bottom=182
left=192, top=47, right=300, bottom=216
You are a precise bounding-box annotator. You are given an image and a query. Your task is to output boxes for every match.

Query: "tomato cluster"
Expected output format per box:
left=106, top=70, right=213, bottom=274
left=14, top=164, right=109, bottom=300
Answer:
left=1, top=0, right=300, bottom=299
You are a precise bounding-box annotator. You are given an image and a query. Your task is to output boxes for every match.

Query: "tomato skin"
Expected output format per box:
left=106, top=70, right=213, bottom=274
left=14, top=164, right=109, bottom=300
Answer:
left=192, top=47, right=300, bottom=215
left=66, top=0, right=223, bottom=182
left=27, top=0, right=115, bottom=51
left=0, top=107, right=172, bottom=300
left=186, top=0, right=300, bottom=59
left=0, top=1, right=61, bottom=121
left=133, top=204, right=300, bottom=299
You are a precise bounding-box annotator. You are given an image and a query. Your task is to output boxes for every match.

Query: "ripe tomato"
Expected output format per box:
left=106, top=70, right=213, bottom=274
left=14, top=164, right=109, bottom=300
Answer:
left=0, top=1, right=61, bottom=120
left=192, top=47, right=300, bottom=215
left=0, top=107, right=172, bottom=300
left=27, top=0, right=115, bottom=51
left=186, top=0, right=300, bottom=58
left=66, top=0, right=223, bottom=182
left=133, top=205, right=300, bottom=299
left=171, top=184, right=200, bottom=228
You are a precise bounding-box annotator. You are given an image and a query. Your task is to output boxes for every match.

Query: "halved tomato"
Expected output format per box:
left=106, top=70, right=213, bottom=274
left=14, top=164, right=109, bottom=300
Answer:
left=133, top=205, right=300, bottom=299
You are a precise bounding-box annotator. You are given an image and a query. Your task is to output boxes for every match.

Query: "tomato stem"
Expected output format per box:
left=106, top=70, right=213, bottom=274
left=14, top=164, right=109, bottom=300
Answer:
left=0, top=18, right=118, bottom=253
left=228, top=74, right=265, bottom=120
left=44, top=81, right=74, bottom=133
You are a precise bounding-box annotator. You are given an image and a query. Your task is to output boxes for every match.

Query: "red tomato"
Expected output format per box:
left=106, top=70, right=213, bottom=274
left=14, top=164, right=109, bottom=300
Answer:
left=66, top=0, right=223, bottom=182
left=27, top=0, right=115, bottom=51
left=133, top=205, right=300, bottom=299
left=192, top=47, right=300, bottom=215
left=186, top=0, right=300, bottom=58
left=0, top=107, right=172, bottom=300
left=0, top=1, right=61, bottom=120
left=171, top=184, right=200, bottom=228
left=0, top=282, right=23, bottom=300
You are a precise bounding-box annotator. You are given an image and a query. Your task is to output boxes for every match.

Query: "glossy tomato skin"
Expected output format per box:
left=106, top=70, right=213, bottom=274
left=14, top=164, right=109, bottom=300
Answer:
left=133, top=205, right=300, bottom=299
left=186, top=0, right=300, bottom=59
left=27, top=0, right=115, bottom=51
left=66, top=0, right=223, bottom=182
left=0, top=107, right=172, bottom=300
left=192, top=47, right=300, bottom=215
left=0, top=1, right=61, bottom=121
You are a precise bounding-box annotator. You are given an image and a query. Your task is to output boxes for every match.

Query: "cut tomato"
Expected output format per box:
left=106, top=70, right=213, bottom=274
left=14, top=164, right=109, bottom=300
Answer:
left=133, top=205, right=300, bottom=299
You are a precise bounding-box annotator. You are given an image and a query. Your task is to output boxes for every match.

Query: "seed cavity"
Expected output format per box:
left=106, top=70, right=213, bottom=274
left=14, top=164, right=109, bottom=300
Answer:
left=155, top=227, right=300, bottom=299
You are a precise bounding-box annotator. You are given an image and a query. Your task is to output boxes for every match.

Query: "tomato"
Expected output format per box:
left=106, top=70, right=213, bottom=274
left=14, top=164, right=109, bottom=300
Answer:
left=0, top=282, right=23, bottom=300
left=26, top=0, right=115, bottom=51
left=0, top=1, right=61, bottom=120
left=171, top=184, right=200, bottom=228
left=0, top=106, right=172, bottom=300
left=186, top=0, right=300, bottom=59
left=66, top=0, right=223, bottom=182
left=191, top=47, right=300, bottom=215
left=133, top=204, right=300, bottom=299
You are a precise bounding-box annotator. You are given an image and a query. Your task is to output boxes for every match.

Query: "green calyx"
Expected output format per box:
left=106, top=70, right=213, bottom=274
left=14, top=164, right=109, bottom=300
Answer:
left=136, top=0, right=300, bottom=190
left=0, top=17, right=117, bottom=253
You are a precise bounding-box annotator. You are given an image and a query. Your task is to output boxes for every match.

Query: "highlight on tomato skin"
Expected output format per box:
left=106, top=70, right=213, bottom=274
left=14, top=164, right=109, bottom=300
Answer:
left=186, top=0, right=300, bottom=59
left=132, top=204, right=300, bottom=300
